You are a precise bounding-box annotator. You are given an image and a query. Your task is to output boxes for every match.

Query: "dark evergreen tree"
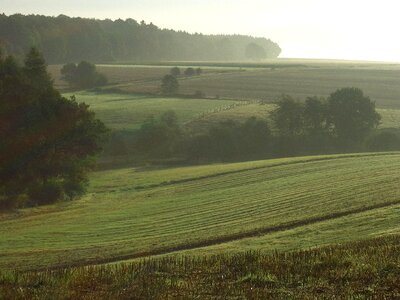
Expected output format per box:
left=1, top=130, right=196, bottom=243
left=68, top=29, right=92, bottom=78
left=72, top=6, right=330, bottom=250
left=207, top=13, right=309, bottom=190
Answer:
left=0, top=48, right=108, bottom=210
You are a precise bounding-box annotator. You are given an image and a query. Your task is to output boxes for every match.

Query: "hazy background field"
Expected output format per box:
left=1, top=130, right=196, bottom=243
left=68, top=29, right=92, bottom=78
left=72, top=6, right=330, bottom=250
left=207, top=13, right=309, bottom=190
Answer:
left=50, top=60, right=400, bottom=109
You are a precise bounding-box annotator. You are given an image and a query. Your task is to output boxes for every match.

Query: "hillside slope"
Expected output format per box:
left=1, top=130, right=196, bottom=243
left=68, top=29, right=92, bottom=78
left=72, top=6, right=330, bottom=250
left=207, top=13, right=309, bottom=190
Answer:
left=1, top=153, right=400, bottom=271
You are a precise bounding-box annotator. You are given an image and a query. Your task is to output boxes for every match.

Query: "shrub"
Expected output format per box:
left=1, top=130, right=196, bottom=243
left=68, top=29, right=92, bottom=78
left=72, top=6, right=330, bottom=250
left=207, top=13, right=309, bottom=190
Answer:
left=184, top=67, right=195, bottom=76
left=161, top=75, right=179, bottom=95
left=170, top=67, right=181, bottom=76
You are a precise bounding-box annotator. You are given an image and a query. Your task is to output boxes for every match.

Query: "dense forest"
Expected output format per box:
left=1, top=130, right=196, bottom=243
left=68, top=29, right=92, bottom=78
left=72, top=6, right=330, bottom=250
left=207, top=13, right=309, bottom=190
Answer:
left=0, top=14, right=281, bottom=63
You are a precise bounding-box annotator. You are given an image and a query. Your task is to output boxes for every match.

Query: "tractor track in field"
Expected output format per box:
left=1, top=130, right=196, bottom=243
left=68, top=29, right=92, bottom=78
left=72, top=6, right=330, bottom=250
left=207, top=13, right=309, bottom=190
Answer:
left=132, top=152, right=400, bottom=191
left=31, top=197, right=400, bottom=272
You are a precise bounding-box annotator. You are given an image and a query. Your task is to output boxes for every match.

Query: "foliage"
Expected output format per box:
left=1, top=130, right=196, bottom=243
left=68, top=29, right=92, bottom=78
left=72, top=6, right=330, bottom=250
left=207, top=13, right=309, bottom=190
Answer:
left=0, top=48, right=108, bottom=210
left=0, top=14, right=281, bottom=63
left=186, top=117, right=272, bottom=162
left=184, top=67, right=196, bottom=76
left=161, top=74, right=179, bottom=95
left=327, top=87, right=381, bottom=149
left=170, top=66, right=180, bottom=76
left=367, top=130, right=400, bottom=151
left=134, top=111, right=182, bottom=157
left=270, top=88, right=381, bottom=154
left=245, top=42, right=267, bottom=60
left=271, top=95, right=304, bottom=137
left=61, top=61, right=108, bottom=89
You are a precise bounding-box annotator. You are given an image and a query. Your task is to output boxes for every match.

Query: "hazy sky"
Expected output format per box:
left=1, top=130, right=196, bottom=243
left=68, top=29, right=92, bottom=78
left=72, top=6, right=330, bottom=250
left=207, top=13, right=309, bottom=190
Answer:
left=2, top=0, right=400, bottom=61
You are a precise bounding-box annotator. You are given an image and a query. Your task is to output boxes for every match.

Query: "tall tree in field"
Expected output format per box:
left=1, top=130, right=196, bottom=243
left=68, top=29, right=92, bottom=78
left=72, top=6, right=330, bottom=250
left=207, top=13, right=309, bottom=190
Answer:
left=161, top=75, right=179, bottom=95
left=271, top=95, right=304, bottom=137
left=270, top=95, right=305, bottom=155
left=327, top=87, right=381, bottom=150
left=0, top=48, right=108, bottom=210
left=61, top=61, right=108, bottom=89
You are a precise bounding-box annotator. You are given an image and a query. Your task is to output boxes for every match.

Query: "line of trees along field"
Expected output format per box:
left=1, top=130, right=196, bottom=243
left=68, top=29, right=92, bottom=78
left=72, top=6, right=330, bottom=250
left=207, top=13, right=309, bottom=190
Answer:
left=0, top=14, right=281, bottom=63
left=107, top=87, right=399, bottom=163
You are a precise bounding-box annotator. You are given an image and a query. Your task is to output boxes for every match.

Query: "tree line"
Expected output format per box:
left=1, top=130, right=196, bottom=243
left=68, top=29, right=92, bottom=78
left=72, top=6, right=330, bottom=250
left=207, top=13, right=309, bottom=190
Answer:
left=0, top=14, right=281, bottom=64
left=106, top=87, right=400, bottom=163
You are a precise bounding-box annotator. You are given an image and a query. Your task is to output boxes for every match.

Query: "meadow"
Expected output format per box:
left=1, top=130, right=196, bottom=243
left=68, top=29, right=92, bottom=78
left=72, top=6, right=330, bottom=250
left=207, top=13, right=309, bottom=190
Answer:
left=2, top=60, right=400, bottom=298
left=50, top=60, right=400, bottom=108
left=1, top=152, right=400, bottom=272
left=62, top=91, right=240, bottom=130
left=60, top=91, right=400, bottom=134
left=52, top=60, right=400, bottom=133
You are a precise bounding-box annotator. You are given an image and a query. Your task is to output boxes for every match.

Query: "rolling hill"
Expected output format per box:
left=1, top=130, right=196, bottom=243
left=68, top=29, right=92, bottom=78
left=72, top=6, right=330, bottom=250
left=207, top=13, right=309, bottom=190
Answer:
left=1, top=152, right=400, bottom=271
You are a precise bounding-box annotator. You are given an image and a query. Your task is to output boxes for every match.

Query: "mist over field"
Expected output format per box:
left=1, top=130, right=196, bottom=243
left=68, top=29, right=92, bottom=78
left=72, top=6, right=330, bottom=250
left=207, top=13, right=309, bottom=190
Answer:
left=1, top=1, right=400, bottom=299
left=2, top=0, right=400, bottom=62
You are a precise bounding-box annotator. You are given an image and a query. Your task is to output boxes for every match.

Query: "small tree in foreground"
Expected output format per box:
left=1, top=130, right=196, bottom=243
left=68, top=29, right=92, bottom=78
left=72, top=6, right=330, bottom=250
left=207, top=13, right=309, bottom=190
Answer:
left=161, top=75, right=179, bottom=95
left=0, top=48, right=108, bottom=210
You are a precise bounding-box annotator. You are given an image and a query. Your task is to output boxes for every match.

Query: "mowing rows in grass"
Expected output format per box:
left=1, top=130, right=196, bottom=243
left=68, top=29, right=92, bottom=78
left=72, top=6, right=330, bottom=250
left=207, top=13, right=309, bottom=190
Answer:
left=1, top=234, right=400, bottom=299
left=58, top=90, right=400, bottom=137
left=178, top=201, right=400, bottom=257
left=111, top=67, right=400, bottom=108
left=0, top=153, right=399, bottom=271
left=62, top=91, right=240, bottom=130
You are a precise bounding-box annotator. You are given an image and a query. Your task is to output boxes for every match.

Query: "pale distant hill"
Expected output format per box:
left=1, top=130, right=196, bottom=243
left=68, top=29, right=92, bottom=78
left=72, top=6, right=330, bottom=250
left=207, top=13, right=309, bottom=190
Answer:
left=0, top=13, right=281, bottom=63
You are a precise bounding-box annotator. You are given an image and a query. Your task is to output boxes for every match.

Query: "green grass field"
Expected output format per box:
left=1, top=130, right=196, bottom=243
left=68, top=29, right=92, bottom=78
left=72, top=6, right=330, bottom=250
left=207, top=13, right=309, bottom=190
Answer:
left=62, top=92, right=400, bottom=134
left=63, top=91, right=240, bottom=130
left=49, top=60, right=400, bottom=109
left=1, top=152, right=400, bottom=271
left=115, top=67, right=400, bottom=108
left=50, top=60, right=400, bottom=134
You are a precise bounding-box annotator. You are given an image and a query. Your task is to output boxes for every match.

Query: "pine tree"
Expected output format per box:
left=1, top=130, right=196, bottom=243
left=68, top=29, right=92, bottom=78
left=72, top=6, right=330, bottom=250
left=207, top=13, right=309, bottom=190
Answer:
left=0, top=48, right=108, bottom=210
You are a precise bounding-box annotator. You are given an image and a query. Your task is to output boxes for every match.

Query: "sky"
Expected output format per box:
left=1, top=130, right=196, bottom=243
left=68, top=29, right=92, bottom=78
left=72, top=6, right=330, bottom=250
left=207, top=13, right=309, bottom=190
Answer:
left=2, top=0, right=400, bottom=62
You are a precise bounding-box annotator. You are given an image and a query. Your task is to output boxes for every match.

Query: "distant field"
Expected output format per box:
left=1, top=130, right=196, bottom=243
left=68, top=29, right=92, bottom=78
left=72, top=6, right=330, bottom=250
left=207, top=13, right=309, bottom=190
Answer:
left=1, top=152, right=400, bottom=271
left=113, top=67, right=400, bottom=108
left=377, top=108, right=400, bottom=128
left=49, top=64, right=244, bottom=91
left=63, top=91, right=240, bottom=130
left=49, top=61, right=400, bottom=109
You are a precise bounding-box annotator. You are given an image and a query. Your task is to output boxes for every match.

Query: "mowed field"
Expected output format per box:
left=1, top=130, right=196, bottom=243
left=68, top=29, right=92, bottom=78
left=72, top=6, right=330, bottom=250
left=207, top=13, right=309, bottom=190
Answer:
left=1, top=153, right=400, bottom=271
left=61, top=92, right=400, bottom=133
left=63, top=91, right=241, bottom=130
left=49, top=60, right=400, bottom=132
